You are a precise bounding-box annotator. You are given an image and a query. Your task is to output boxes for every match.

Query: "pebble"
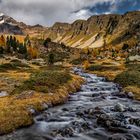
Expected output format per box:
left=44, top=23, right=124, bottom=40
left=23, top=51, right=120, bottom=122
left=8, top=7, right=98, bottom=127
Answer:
left=42, top=103, right=49, bottom=110
left=28, top=108, right=36, bottom=115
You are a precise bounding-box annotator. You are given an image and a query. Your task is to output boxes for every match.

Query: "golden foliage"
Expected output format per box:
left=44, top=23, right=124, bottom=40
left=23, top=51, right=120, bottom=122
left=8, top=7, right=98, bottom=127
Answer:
left=27, top=46, right=39, bottom=59
left=14, top=35, right=25, bottom=43
left=0, top=35, right=6, bottom=47
left=82, top=47, right=90, bottom=54
left=83, top=60, right=90, bottom=70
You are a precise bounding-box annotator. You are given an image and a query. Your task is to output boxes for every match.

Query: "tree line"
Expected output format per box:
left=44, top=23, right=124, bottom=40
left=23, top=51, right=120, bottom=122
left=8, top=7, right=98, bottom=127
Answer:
left=0, top=35, right=38, bottom=59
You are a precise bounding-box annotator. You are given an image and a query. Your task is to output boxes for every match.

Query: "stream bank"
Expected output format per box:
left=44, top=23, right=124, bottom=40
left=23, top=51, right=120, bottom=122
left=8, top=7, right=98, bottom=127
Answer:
left=1, top=68, right=140, bottom=140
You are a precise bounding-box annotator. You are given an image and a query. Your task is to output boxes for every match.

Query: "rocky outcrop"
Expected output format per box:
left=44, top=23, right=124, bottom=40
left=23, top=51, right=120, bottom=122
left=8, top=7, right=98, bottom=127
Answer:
left=47, top=22, right=71, bottom=40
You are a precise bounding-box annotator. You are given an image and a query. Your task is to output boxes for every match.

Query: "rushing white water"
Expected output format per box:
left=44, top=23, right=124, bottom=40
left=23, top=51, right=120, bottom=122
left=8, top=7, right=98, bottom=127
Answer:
left=1, top=68, right=140, bottom=140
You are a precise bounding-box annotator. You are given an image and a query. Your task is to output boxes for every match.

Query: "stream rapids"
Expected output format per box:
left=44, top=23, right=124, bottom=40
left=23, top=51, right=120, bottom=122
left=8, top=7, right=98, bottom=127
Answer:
left=1, top=68, right=140, bottom=140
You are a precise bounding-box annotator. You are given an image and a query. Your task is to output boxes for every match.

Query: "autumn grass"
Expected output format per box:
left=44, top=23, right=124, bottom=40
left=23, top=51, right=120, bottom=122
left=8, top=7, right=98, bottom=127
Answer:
left=12, top=69, right=72, bottom=94
left=0, top=67, right=84, bottom=135
left=124, top=86, right=140, bottom=100
left=0, top=60, right=30, bottom=72
left=86, top=62, right=125, bottom=81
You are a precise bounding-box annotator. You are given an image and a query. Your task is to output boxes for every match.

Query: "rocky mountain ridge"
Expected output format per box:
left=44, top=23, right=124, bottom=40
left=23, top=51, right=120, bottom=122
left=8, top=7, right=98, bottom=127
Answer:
left=46, top=11, right=140, bottom=49
left=0, top=11, right=140, bottom=49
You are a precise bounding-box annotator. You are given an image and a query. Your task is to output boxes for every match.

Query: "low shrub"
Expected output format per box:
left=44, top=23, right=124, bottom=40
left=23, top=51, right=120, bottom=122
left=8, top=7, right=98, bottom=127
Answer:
left=126, top=64, right=140, bottom=71
left=87, top=65, right=121, bottom=71
left=87, top=65, right=102, bottom=71
left=71, top=58, right=85, bottom=65
left=114, top=70, right=140, bottom=87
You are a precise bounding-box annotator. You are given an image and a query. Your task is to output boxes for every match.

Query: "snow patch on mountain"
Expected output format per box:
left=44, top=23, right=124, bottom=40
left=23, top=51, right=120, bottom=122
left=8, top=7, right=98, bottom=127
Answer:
left=0, top=13, right=4, bottom=24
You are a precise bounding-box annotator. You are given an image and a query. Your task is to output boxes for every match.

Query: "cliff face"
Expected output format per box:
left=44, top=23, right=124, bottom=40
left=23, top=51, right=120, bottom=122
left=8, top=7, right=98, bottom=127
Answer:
left=46, top=11, right=140, bottom=49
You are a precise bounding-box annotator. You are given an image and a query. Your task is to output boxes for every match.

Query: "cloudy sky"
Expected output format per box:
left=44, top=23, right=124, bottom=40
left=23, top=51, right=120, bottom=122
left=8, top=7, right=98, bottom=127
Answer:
left=0, top=0, right=140, bottom=26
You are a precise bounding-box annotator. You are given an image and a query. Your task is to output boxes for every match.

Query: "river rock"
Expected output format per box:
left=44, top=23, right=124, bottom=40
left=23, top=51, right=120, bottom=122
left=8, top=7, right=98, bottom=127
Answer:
left=129, top=118, right=140, bottom=126
left=97, top=113, right=130, bottom=133
left=108, top=126, right=128, bottom=133
left=35, top=116, right=44, bottom=121
left=28, top=107, right=36, bottom=115
left=127, top=106, right=137, bottom=112
left=112, top=92, right=127, bottom=98
left=0, top=91, right=8, bottom=97
left=114, top=103, right=125, bottom=112
left=127, top=92, right=134, bottom=99
left=108, top=134, right=127, bottom=140
left=42, top=103, right=49, bottom=110
left=62, top=108, right=69, bottom=111
left=57, top=127, right=74, bottom=137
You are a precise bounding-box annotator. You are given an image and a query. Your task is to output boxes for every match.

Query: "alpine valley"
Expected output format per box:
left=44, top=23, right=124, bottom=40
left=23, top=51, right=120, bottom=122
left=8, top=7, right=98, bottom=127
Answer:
left=0, top=10, right=140, bottom=140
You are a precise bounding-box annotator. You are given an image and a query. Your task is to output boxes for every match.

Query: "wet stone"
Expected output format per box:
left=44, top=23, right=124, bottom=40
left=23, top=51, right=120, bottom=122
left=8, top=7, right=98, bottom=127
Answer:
left=57, top=127, right=75, bottom=137
left=127, top=92, right=134, bottom=99
left=42, top=103, right=49, bottom=110
left=97, top=113, right=130, bottom=133
left=108, top=134, right=127, bottom=140
left=129, top=118, right=140, bottom=126
left=62, top=108, right=69, bottom=111
left=112, top=92, right=127, bottom=98
left=126, top=107, right=137, bottom=112
left=114, top=103, right=125, bottom=112
left=27, top=108, right=36, bottom=115
left=35, top=116, right=44, bottom=122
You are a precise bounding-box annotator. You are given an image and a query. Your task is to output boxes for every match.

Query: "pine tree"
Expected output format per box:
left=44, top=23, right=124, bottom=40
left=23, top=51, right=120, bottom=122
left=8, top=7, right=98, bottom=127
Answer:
left=6, top=36, right=11, bottom=53
left=0, top=47, right=4, bottom=54
left=48, top=53, right=54, bottom=65
left=43, top=38, right=51, bottom=48
left=12, top=36, right=17, bottom=52
left=18, top=43, right=27, bottom=54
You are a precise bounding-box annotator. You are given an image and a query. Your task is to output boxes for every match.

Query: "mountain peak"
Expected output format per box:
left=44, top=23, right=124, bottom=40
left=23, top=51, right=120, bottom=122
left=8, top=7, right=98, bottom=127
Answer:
left=0, top=13, right=24, bottom=34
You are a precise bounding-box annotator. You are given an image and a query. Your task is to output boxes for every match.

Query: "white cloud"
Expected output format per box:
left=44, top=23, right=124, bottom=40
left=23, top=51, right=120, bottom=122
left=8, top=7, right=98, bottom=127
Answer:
left=69, top=9, right=93, bottom=21
left=0, top=0, right=118, bottom=26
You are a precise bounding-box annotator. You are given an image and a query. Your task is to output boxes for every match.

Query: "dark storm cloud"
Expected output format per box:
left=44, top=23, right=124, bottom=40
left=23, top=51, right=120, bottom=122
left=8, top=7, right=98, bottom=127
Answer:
left=0, top=0, right=139, bottom=26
